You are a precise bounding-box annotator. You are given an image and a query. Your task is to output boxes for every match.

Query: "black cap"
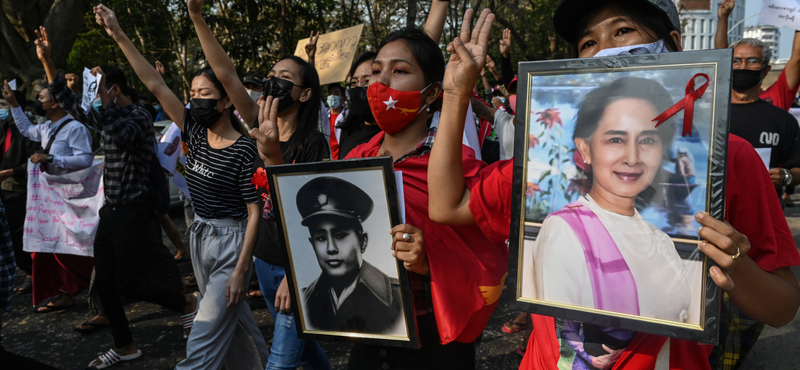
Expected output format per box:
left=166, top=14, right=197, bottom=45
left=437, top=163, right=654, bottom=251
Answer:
left=553, top=0, right=681, bottom=46
left=243, top=72, right=265, bottom=86
left=297, top=177, right=374, bottom=226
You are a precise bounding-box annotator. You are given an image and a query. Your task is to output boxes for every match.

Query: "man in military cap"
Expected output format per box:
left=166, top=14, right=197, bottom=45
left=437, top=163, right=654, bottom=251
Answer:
left=297, top=176, right=403, bottom=334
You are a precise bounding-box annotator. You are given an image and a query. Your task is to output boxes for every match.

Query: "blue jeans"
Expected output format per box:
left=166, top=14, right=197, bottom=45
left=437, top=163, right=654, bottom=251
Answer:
left=254, top=258, right=331, bottom=370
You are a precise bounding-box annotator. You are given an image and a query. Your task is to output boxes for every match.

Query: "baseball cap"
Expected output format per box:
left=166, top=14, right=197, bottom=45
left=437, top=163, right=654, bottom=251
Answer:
left=553, top=0, right=681, bottom=46
left=242, top=72, right=265, bottom=86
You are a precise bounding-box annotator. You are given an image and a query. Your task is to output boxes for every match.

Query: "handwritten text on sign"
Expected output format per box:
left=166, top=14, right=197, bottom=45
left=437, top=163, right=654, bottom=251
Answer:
left=295, top=24, right=364, bottom=85
left=22, top=161, right=104, bottom=257
left=759, top=0, right=800, bottom=30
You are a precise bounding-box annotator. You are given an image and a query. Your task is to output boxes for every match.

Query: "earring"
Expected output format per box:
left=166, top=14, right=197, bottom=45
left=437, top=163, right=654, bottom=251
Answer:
left=426, top=106, right=431, bottom=112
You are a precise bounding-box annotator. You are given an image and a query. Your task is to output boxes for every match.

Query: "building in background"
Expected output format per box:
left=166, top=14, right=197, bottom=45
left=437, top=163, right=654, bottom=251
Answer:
left=675, top=0, right=745, bottom=51
left=744, top=25, right=780, bottom=62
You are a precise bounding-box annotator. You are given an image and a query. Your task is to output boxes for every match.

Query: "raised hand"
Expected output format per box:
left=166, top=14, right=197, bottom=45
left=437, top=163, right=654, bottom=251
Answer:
left=499, top=28, right=511, bottom=58
left=486, top=54, right=498, bottom=76
left=34, top=26, right=51, bottom=61
left=187, top=0, right=205, bottom=14
left=305, top=31, right=320, bottom=62
left=2, top=80, right=18, bottom=108
left=249, top=96, right=283, bottom=165
left=155, top=60, right=167, bottom=79
left=443, top=8, right=495, bottom=97
left=94, top=4, right=123, bottom=39
left=65, top=73, right=79, bottom=92
left=718, top=0, right=734, bottom=18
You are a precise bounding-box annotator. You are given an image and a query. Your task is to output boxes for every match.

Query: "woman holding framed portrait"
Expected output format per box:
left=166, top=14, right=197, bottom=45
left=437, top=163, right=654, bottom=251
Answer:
left=428, top=1, right=800, bottom=369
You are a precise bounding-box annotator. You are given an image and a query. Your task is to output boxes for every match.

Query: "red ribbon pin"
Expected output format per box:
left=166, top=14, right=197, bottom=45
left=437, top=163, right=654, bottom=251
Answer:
left=652, top=73, right=709, bottom=137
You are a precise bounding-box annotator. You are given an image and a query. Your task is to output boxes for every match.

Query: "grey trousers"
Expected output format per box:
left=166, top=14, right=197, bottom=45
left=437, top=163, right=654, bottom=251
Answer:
left=176, top=216, right=269, bottom=370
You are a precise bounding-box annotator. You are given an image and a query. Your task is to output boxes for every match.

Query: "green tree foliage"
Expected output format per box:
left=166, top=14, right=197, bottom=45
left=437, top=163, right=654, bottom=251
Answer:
left=47, top=0, right=575, bottom=100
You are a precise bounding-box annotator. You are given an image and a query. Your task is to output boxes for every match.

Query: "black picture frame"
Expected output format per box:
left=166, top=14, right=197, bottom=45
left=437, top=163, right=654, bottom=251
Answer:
left=267, top=157, right=420, bottom=349
left=507, top=49, right=732, bottom=345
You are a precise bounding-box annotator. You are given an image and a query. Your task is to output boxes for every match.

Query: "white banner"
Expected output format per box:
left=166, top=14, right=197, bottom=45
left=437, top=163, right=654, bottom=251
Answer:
left=157, top=122, right=191, bottom=199
left=22, top=161, right=104, bottom=257
left=81, top=68, right=99, bottom=114
left=758, top=0, right=800, bottom=30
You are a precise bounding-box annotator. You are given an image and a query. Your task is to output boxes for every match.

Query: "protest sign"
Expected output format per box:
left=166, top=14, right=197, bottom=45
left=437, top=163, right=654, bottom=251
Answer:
left=295, top=24, right=364, bottom=85
left=81, top=68, right=99, bottom=113
left=157, top=122, right=191, bottom=199
left=759, top=0, right=800, bottom=30
left=8, top=79, right=16, bottom=91
left=23, top=161, right=104, bottom=257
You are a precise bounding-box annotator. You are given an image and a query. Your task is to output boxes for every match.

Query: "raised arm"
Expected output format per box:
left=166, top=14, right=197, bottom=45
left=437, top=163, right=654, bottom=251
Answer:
left=783, top=31, right=800, bottom=90
left=499, top=29, right=515, bottom=87
left=428, top=9, right=494, bottom=225
left=715, top=0, right=734, bottom=49
left=187, top=0, right=258, bottom=126
left=94, top=5, right=186, bottom=130
left=34, top=27, right=94, bottom=124
left=423, top=0, right=449, bottom=44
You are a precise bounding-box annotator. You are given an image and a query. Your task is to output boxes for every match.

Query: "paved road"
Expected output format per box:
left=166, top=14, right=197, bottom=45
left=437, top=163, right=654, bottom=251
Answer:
left=4, top=200, right=800, bottom=370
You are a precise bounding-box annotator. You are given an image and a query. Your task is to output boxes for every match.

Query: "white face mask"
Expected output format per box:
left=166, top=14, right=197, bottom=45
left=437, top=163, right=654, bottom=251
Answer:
left=593, top=39, right=671, bottom=58
left=246, top=89, right=261, bottom=102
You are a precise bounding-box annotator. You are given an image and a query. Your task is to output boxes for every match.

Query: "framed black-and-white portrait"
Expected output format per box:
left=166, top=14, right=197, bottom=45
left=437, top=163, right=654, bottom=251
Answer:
left=267, top=157, right=419, bottom=348
left=507, top=49, right=733, bottom=345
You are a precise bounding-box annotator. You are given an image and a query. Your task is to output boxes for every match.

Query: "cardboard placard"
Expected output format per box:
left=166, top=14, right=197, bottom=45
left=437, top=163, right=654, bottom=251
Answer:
left=294, top=24, right=365, bottom=85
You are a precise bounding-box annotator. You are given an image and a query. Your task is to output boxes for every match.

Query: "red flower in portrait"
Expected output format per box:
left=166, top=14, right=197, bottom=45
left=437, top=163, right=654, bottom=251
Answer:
left=526, top=182, right=541, bottom=198
left=528, top=134, right=540, bottom=149
left=535, top=108, right=562, bottom=129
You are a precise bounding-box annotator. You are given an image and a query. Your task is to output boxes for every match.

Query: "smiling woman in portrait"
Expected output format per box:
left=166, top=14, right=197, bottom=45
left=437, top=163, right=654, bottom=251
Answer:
left=531, top=77, right=693, bottom=322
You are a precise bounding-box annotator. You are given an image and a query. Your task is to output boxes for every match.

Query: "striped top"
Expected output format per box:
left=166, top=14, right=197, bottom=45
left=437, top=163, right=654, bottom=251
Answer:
left=183, top=110, right=258, bottom=219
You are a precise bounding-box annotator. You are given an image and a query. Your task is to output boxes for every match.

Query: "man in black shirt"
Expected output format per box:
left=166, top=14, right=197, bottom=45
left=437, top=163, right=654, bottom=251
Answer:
left=729, top=38, right=800, bottom=206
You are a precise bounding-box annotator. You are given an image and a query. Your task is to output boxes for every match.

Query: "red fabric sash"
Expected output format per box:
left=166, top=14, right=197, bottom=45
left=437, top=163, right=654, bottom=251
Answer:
left=346, top=133, right=508, bottom=343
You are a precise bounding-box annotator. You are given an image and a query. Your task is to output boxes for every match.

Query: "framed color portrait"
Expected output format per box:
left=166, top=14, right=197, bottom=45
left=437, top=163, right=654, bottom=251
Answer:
left=507, top=49, right=732, bottom=345
left=267, top=157, right=419, bottom=348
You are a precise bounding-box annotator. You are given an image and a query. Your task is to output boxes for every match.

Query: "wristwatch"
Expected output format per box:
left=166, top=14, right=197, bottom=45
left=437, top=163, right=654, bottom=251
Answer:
left=45, top=154, right=54, bottom=163
left=783, top=169, right=793, bottom=186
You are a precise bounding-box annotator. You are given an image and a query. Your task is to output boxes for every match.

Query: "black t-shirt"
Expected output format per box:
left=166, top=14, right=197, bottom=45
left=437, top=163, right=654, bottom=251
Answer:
left=252, top=131, right=330, bottom=266
left=338, top=123, right=381, bottom=159
left=183, top=111, right=258, bottom=219
left=730, top=100, right=800, bottom=171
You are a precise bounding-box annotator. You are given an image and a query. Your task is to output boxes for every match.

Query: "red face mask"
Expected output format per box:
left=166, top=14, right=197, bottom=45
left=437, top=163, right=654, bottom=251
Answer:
left=367, top=82, right=432, bottom=135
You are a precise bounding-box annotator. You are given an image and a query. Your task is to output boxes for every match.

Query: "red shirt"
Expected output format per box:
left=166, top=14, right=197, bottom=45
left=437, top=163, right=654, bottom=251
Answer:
left=760, top=69, right=799, bottom=111
left=469, top=135, right=800, bottom=368
left=346, top=131, right=509, bottom=344
left=329, top=112, right=340, bottom=160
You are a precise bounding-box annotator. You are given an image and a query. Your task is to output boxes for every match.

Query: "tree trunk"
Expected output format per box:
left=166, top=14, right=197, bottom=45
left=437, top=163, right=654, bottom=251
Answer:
left=406, top=0, right=417, bottom=28
left=0, top=0, right=91, bottom=98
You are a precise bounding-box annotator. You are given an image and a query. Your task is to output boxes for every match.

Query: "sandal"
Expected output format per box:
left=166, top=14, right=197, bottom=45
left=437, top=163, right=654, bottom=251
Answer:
left=87, top=349, right=142, bottom=369
left=33, top=302, right=74, bottom=314
left=182, top=298, right=198, bottom=339
left=74, top=320, right=110, bottom=335
left=502, top=319, right=527, bottom=334
left=14, top=276, right=32, bottom=294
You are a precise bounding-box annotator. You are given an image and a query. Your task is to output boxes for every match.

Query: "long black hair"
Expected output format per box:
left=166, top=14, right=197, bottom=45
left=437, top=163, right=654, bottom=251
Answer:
left=375, top=28, right=445, bottom=112
left=338, top=51, right=377, bottom=132
left=275, top=55, right=322, bottom=160
left=573, top=0, right=679, bottom=53
left=191, top=66, right=250, bottom=136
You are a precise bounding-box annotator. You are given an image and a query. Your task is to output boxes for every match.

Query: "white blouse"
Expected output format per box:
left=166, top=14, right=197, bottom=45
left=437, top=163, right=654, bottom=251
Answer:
left=530, top=195, right=698, bottom=323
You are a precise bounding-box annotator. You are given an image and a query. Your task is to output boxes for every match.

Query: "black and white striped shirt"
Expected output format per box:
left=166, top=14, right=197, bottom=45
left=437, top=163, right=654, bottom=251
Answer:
left=183, top=111, right=258, bottom=219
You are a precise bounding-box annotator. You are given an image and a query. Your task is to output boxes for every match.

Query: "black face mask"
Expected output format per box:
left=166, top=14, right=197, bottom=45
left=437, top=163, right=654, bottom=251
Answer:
left=263, top=77, right=298, bottom=113
left=34, top=100, right=49, bottom=117
left=190, top=99, right=223, bottom=129
left=347, top=86, right=375, bottom=124
left=731, top=69, right=764, bottom=92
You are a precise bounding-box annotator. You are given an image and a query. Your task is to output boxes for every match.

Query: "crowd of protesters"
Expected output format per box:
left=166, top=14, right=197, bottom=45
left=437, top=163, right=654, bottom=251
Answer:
left=1, top=0, right=800, bottom=369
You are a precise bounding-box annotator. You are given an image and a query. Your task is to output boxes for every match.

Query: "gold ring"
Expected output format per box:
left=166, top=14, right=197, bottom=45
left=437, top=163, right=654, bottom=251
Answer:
left=730, top=246, right=741, bottom=260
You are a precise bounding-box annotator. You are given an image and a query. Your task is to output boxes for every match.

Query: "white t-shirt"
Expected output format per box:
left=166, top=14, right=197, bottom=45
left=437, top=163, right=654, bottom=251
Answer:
left=531, top=195, right=696, bottom=323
